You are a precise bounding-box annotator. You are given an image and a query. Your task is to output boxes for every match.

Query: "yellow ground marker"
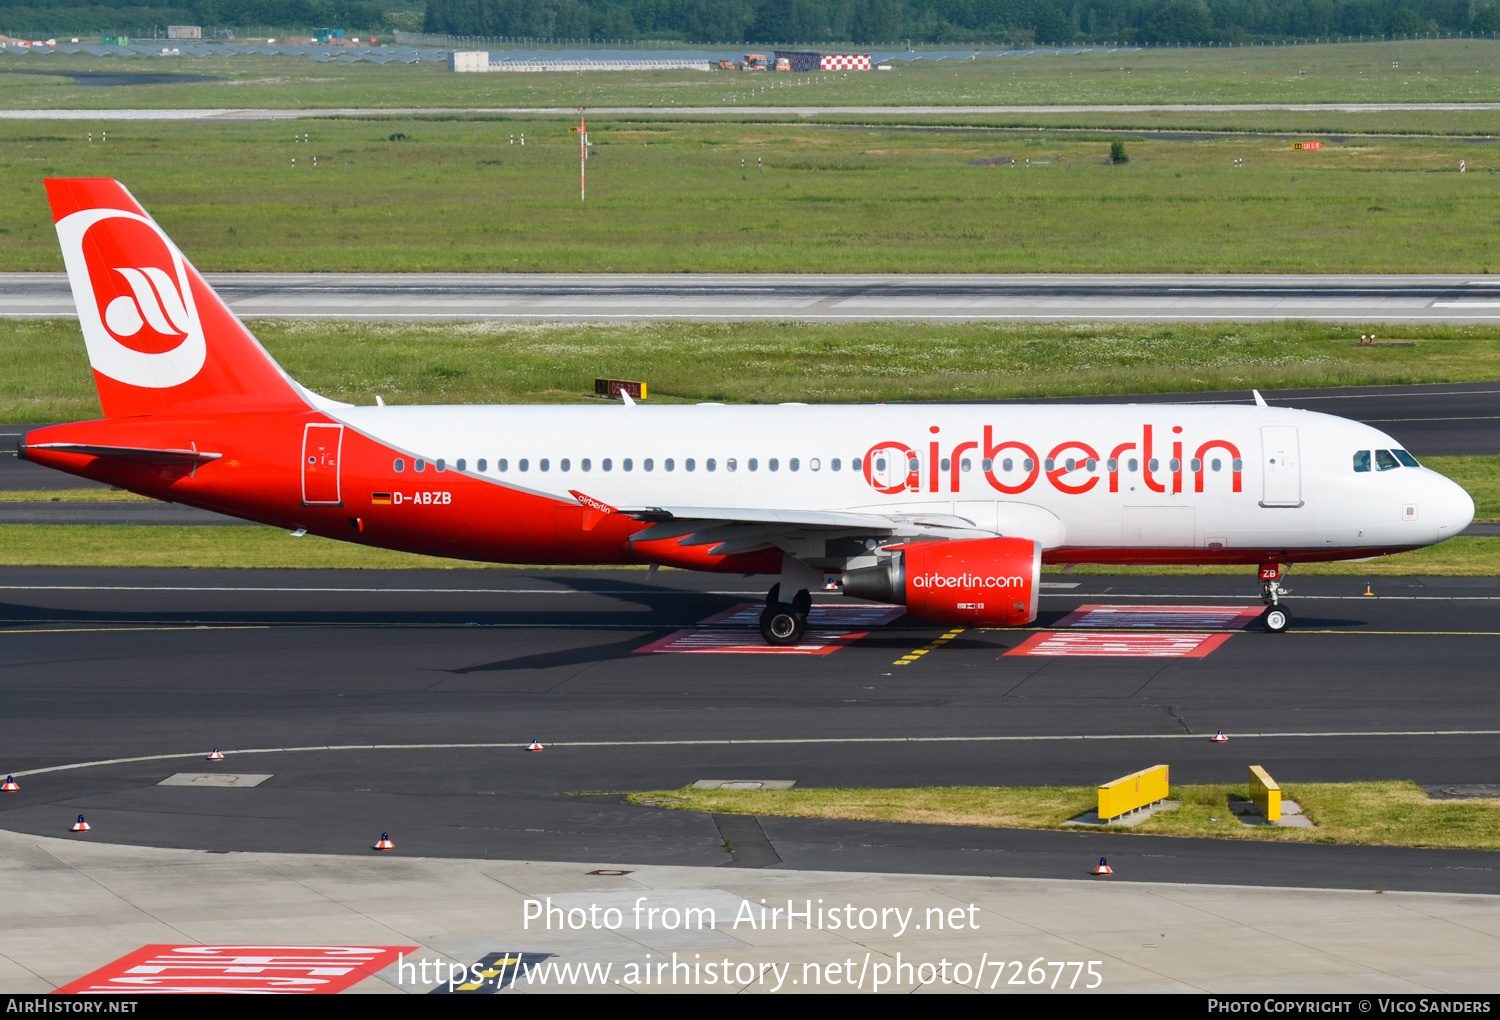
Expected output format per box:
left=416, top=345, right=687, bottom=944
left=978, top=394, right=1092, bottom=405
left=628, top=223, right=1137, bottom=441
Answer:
left=894, top=628, right=966, bottom=665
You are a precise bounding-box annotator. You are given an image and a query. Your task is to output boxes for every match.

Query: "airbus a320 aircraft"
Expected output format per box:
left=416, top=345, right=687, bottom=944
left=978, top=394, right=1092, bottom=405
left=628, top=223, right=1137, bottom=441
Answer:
left=22, top=179, right=1476, bottom=643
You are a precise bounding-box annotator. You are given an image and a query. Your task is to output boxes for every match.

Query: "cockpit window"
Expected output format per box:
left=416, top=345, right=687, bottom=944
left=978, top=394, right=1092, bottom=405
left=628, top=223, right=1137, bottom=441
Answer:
left=1393, top=449, right=1420, bottom=467
left=1375, top=449, right=1400, bottom=471
left=1353, top=450, right=1371, bottom=473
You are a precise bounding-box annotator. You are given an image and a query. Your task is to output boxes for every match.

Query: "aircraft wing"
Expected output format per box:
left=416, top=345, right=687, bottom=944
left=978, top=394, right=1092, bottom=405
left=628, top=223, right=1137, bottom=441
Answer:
left=617, top=504, right=994, bottom=556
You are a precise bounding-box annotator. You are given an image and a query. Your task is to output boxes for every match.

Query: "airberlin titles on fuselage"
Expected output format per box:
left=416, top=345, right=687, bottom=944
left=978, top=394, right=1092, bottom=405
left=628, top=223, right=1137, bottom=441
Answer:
left=864, top=423, right=1242, bottom=497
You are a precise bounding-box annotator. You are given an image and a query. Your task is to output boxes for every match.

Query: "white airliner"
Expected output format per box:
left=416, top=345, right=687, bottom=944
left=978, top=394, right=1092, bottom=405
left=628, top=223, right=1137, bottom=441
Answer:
left=21, top=179, right=1476, bottom=643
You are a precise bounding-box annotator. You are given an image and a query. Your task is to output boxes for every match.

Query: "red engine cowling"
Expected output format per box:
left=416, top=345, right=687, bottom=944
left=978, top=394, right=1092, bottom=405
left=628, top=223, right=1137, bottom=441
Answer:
left=842, top=537, right=1041, bottom=627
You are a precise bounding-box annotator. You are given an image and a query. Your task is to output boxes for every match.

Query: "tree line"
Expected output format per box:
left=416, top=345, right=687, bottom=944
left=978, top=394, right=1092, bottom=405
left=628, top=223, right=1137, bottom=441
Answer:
left=6, top=0, right=1497, bottom=42
left=0, top=0, right=387, bottom=35
left=422, top=0, right=1500, bottom=43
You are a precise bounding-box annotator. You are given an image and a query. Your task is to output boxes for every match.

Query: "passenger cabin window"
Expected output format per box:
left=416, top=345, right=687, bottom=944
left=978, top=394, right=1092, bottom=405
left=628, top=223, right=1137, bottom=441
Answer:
left=393, top=458, right=405, bottom=472
left=831, top=458, right=841, bottom=471
left=1353, top=450, right=1371, bottom=473
left=477, top=459, right=486, bottom=472
left=415, top=459, right=426, bottom=473
left=456, top=459, right=466, bottom=472
left=519, top=459, right=529, bottom=472
left=498, top=459, right=508, bottom=472
left=582, top=458, right=592, bottom=471
left=851, top=457, right=861, bottom=471
left=1375, top=450, right=1400, bottom=471
left=435, top=459, right=446, bottom=472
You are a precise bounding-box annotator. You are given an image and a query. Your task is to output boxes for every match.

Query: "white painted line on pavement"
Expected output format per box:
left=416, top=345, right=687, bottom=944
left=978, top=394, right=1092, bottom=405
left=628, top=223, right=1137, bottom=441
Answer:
left=16, top=730, right=1500, bottom=778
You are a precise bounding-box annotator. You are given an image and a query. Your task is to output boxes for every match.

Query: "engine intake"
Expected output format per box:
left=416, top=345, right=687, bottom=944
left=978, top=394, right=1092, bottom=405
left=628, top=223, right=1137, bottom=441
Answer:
left=843, top=536, right=1041, bottom=627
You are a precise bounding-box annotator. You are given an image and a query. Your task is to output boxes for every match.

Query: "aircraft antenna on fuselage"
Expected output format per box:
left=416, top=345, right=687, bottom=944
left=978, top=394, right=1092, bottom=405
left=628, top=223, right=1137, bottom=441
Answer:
left=1252, top=389, right=1269, bottom=407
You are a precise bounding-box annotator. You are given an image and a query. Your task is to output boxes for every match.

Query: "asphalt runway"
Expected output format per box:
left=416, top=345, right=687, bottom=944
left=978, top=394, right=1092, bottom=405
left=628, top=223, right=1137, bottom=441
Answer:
left=14, top=272, right=1500, bottom=323
left=2, top=566, right=1499, bottom=892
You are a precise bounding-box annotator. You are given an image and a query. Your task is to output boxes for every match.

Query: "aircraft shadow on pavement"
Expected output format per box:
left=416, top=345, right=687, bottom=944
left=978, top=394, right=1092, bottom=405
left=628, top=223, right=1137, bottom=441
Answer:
left=0, top=575, right=750, bottom=629
left=446, top=632, right=672, bottom=674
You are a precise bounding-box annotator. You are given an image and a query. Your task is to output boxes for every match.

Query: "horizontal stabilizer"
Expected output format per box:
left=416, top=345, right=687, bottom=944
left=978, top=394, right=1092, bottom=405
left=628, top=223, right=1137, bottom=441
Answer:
left=24, top=442, right=222, bottom=465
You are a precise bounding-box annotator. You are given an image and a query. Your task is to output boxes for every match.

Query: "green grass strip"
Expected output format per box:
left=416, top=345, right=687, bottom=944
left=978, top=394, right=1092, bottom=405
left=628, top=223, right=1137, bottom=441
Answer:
left=8, top=319, right=1500, bottom=423
left=628, top=781, right=1500, bottom=851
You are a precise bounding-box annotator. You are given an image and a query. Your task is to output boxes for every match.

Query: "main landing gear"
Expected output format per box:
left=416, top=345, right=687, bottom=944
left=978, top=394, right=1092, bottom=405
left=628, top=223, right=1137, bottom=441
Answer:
left=1258, top=561, right=1291, bottom=634
left=760, top=582, right=813, bottom=646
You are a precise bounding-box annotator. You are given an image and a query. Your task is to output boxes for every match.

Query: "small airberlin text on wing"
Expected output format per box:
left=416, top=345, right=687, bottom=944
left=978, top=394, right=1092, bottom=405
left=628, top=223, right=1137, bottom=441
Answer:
left=524, top=897, right=980, bottom=936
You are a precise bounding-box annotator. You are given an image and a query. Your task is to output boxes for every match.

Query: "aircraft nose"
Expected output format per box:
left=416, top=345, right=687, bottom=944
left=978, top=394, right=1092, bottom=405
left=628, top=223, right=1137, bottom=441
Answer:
left=1431, top=471, right=1475, bottom=538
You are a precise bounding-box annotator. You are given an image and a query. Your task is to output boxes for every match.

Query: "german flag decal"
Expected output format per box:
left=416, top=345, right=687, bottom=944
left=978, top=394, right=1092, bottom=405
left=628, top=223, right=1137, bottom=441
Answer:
left=371, top=492, right=392, bottom=505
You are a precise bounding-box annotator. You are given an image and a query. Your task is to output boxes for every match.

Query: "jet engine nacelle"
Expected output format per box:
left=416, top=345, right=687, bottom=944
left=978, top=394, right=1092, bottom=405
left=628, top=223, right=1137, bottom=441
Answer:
left=842, top=536, right=1041, bottom=627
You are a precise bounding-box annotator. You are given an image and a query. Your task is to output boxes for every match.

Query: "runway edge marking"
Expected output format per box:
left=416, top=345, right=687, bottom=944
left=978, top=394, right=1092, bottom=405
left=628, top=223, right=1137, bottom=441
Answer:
left=15, top=730, right=1500, bottom=778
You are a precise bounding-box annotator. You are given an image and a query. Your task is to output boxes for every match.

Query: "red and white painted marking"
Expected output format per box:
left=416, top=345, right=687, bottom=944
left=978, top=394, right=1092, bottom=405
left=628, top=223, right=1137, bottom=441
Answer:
left=1006, top=631, right=1233, bottom=658
left=1053, top=604, right=1264, bottom=630
left=637, top=602, right=904, bottom=656
left=54, top=944, right=415, bottom=994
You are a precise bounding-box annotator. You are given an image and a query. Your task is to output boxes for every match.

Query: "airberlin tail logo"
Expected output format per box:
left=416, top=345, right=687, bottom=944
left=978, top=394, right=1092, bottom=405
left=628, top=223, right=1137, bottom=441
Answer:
left=104, top=266, right=191, bottom=342
left=56, top=207, right=206, bottom=388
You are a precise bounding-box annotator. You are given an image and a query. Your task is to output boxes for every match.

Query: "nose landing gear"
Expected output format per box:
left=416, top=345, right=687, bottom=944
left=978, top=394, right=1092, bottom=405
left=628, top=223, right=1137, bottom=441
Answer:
left=1259, top=562, right=1291, bottom=633
left=760, top=582, right=812, bottom=646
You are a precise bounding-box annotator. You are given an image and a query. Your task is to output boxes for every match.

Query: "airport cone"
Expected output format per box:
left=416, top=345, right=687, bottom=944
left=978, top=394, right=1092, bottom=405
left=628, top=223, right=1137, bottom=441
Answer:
left=1091, top=857, right=1113, bottom=876
left=206, top=748, right=225, bottom=761
left=1364, top=582, right=1374, bottom=596
left=2, top=775, right=18, bottom=791
left=374, top=833, right=395, bottom=851
left=527, top=740, right=544, bottom=752
left=1211, top=731, right=1229, bottom=743
left=70, top=815, right=90, bottom=833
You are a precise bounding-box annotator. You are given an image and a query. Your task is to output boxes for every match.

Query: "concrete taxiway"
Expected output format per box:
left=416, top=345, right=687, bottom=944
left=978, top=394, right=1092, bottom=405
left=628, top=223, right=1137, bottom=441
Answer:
left=0, top=567, right=1497, bottom=892
left=4, top=830, right=1497, bottom=994
left=12, top=272, right=1500, bottom=323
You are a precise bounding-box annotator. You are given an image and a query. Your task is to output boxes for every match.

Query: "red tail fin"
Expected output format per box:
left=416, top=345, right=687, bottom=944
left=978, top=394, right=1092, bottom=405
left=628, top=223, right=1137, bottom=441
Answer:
left=46, top=178, right=308, bottom=418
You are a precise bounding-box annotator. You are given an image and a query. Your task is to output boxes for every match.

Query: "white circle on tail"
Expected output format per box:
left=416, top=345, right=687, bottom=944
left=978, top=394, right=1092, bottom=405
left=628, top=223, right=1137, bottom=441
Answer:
left=54, top=208, right=206, bottom=389
left=104, top=295, right=144, bottom=336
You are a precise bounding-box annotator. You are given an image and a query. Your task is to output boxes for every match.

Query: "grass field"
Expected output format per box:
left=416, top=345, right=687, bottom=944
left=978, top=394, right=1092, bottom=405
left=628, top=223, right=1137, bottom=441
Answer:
left=4, top=40, right=1500, bottom=110
left=4, top=318, right=1500, bottom=421
left=626, top=781, right=1500, bottom=851
left=6, top=112, right=1500, bottom=273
